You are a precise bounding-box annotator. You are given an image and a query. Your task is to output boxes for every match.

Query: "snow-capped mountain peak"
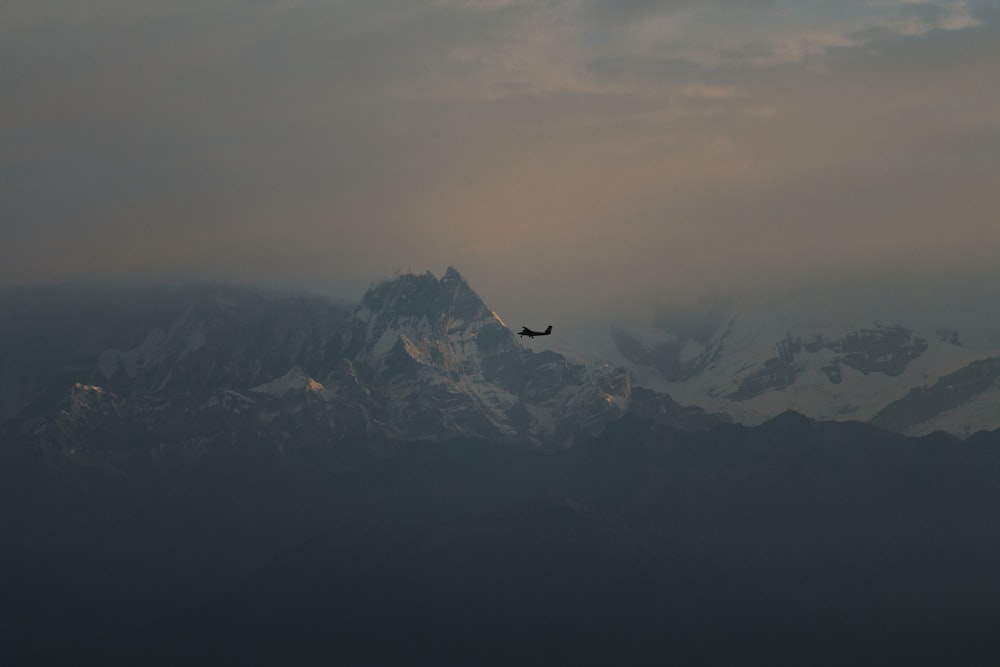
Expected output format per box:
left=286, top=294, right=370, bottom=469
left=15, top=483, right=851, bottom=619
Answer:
left=326, top=267, right=631, bottom=444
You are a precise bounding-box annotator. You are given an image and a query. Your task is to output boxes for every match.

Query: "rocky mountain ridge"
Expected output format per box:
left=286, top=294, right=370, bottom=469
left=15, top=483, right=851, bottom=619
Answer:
left=2, top=270, right=713, bottom=474
left=612, top=303, right=1000, bottom=436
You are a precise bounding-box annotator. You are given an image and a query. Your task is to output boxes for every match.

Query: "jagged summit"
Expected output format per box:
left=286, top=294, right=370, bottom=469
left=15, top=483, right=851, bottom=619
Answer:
left=359, top=269, right=482, bottom=320
left=342, top=266, right=515, bottom=369
left=441, top=264, right=468, bottom=284
left=355, top=267, right=497, bottom=329
left=328, top=267, right=631, bottom=445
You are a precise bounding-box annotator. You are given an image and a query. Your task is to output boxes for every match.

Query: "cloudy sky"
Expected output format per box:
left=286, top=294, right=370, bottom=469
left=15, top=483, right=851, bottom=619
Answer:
left=3, top=0, right=998, bottom=337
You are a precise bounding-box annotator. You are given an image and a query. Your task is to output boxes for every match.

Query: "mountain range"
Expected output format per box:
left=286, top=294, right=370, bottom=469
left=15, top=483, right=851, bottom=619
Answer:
left=609, top=298, right=1000, bottom=437
left=1, top=268, right=723, bottom=476
left=3, top=267, right=998, bottom=473
left=5, top=269, right=1000, bottom=664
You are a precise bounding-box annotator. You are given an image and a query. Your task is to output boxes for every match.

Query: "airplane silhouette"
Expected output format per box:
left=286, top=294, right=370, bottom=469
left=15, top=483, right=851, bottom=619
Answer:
left=518, top=325, right=552, bottom=339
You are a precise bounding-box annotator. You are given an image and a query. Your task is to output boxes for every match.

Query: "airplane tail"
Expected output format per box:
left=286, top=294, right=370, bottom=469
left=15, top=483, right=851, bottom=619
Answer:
left=545, top=325, right=552, bottom=334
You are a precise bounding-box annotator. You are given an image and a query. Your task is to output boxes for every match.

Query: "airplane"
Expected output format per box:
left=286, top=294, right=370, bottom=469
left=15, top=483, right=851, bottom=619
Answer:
left=518, top=325, right=552, bottom=339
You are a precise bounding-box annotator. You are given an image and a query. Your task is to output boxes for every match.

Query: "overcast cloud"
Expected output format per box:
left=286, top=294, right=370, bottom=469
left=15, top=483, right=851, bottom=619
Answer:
left=2, top=0, right=998, bottom=341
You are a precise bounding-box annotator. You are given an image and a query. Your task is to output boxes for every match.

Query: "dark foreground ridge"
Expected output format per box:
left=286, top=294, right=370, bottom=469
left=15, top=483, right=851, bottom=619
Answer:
left=5, top=416, right=1000, bottom=665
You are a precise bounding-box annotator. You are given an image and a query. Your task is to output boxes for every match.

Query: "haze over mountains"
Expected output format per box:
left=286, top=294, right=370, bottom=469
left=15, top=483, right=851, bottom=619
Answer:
left=4, top=267, right=999, bottom=453
left=5, top=268, right=1000, bottom=664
